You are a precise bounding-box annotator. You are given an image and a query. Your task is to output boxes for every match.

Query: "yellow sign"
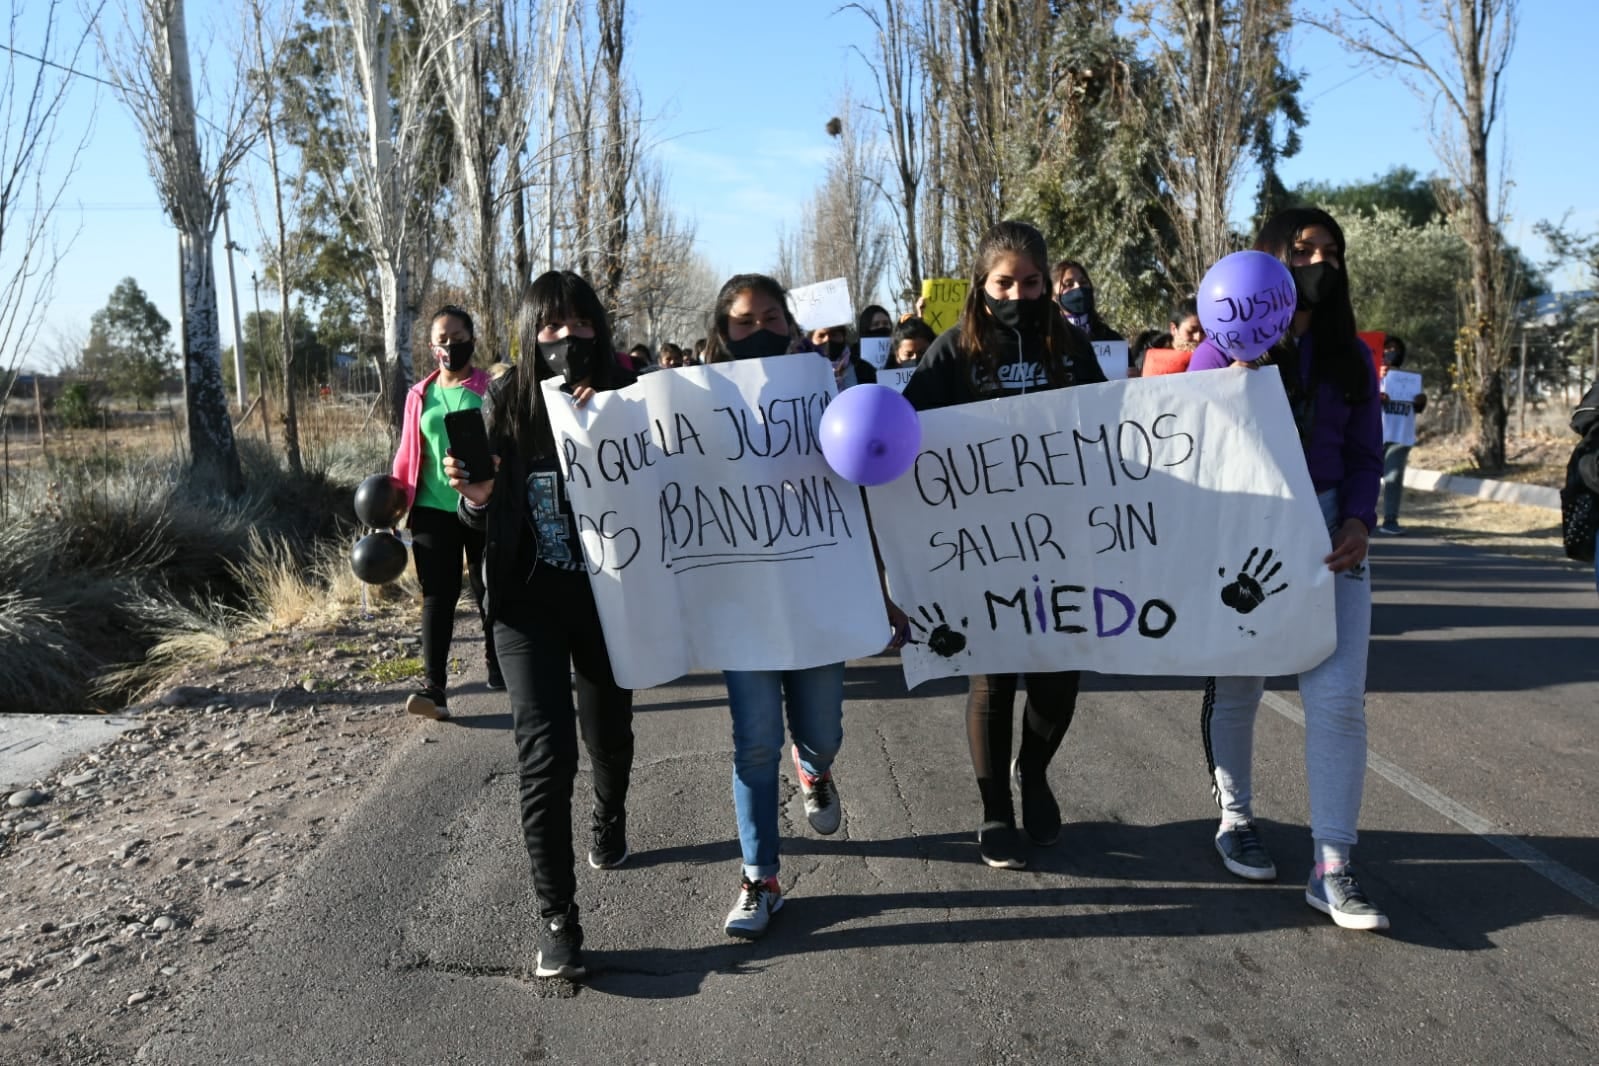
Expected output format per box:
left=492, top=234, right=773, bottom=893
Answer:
left=920, top=277, right=969, bottom=334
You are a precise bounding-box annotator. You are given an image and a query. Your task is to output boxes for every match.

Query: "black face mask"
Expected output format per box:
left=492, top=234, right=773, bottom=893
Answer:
left=726, top=328, right=791, bottom=360
left=538, top=336, right=597, bottom=386
left=435, top=339, right=475, bottom=373
left=859, top=327, right=892, bottom=340
left=823, top=339, right=847, bottom=361
left=982, top=291, right=1048, bottom=337
left=1291, top=262, right=1344, bottom=311
left=1058, top=287, right=1094, bottom=318
left=1382, top=348, right=1404, bottom=368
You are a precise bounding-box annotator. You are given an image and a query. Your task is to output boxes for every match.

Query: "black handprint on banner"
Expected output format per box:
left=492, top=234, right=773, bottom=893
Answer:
left=1219, top=547, right=1287, bottom=615
left=907, top=603, right=969, bottom=658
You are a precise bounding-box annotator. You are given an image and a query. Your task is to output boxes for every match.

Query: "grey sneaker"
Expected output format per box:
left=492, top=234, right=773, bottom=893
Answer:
left=724, top=875, right=783, bottom=940
left=1376, top=521, right=1403, bottom=536
left=791, top=745, right=841, bottom=835
left=1215, top=822, right=1277, bottom=881
left=1306, top=866, right=1389, bottom=931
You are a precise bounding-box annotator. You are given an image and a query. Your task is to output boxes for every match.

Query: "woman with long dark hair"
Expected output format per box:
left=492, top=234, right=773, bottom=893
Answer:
left=703, top=273, right=903, bottom=939
left=902, top=221, right=1106, bottom=870
left=444, top=270, right=636, bottom=978
left=1186, top=206, right=1388, bottom=930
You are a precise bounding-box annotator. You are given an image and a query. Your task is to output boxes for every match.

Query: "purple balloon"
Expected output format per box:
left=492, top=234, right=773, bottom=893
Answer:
left=819, top=383, right=922, bottom=486
left=1197, top=250, right=1297, bottom=362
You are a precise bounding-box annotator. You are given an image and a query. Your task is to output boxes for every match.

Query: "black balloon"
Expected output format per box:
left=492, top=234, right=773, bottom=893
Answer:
left=350, top=532, right=409, bottom=585
left=354, top=474, right=408, bottom=529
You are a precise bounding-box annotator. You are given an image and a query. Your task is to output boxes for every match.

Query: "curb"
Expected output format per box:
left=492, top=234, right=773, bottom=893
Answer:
left=1405, top=467, right=1560, bottom=511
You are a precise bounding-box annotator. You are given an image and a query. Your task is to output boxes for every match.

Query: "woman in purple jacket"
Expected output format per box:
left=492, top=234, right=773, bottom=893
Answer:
left=1187, top=207, right=1388, bottom=931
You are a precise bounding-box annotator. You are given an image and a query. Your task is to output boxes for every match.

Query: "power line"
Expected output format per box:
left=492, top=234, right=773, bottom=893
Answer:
left=0, top=40, right=122, bottom=92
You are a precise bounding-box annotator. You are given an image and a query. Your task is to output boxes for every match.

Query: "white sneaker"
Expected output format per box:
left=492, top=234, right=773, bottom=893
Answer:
left=792, top=744, right=841, bottom=835
left=723, top=875, right=783, bottom=940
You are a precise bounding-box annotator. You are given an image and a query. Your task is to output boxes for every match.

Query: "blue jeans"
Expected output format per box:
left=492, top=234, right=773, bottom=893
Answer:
left=725, top=663, right=846, bottom=880
left=1381, top=443, right=1411, bottom=524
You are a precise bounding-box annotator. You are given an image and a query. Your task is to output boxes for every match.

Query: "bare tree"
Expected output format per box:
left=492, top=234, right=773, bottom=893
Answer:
left=621, top=159, right=698, bottom=349
left=1307, top=0, right=1520, bottom=470
left=247, top=0, right=302, bottom=475
left=808, top=106, right=892, bottom=313
left=556, top=0, right=637, bottom=309
left=919, top=0, right=1062, bottom=258
left=0, top=1, right=96, bottom=398
left=98, top=0, right=255, bottom=492
left=846, top=0, right=928, bottom=301
left=323, top=0, right=451, bottom=435
left=1130, top=0, right=1300, bottom=294
left=426, top=0, right=547, bottom=363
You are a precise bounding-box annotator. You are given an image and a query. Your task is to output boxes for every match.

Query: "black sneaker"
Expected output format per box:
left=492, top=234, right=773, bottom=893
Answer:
left=1012, top=758, right=1061, bottom=846
left=485, top=658, right=506, bottom=691
left=534, top=909, right=585, bottom=978
left=977, top=821, right=1027, bottom=869
left=588, top=812, right=629, bottom=869
left=405, top=685, right=449, bottom=720
left=1376, top=521, right=1403, bottom=536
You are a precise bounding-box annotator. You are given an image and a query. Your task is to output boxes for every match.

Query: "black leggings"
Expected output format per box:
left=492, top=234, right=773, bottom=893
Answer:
left=408, top=504, right=492, bottom=690
left=493, top=568, right=634, bottom=918
left=966, top=671, right=1082, bottom=824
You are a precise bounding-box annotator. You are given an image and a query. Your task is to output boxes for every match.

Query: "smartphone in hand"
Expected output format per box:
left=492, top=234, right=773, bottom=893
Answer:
left=443, top=409, right=495, bottom=484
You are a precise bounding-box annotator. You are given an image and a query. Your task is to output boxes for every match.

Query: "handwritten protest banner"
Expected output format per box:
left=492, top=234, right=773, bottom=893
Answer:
left=865, top=368, right=1337, bottom=688
left=543, top=357, right=888, bottom=689
left=788, top=278, right=853, bottom=331
left=920, top=277, right=969, bottom=334
left=1093, top=339, right=1130, bottom=380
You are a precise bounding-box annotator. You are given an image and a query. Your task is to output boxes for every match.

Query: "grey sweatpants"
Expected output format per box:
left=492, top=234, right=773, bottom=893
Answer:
left=1201, top=490, right=1372, bottom=861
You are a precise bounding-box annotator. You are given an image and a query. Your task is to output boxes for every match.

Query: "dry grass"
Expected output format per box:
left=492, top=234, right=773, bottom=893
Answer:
left=1398, top=487, right=1567, bottom=563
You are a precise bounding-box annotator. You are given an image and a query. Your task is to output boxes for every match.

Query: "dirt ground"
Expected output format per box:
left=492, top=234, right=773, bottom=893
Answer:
left=0, top=600, right=445, bottom=1066
left=0, top=443, right=1583, bottom=1063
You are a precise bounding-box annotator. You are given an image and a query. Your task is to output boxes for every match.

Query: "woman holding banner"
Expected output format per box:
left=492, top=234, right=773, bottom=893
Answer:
left=1186, top=206, right=1388, bottom=931
left=704, top=272, right=903, bottom=939
left=902, top=221, right=1106, bottom=870
left=443, top=270, right=636, bottom=979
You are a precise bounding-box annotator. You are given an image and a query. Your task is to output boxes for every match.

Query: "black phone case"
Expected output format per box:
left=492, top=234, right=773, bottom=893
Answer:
left=443, top=409, right=495, bottom=484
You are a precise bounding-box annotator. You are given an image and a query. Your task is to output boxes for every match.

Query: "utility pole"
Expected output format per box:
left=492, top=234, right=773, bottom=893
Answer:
left=251, top=271, right=272, bottom=447
left=221, top=196, right=249, bottom=407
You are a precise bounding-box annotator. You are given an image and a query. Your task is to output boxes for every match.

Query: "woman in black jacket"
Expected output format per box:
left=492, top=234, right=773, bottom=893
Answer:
left=445, top=270, right=634, bottom=981
left=902, top=221, right=1106, bottom=870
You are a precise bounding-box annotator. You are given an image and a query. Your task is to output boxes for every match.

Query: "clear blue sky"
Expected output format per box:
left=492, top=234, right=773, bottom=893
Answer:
left=8, top=0, right=1596, bottom=370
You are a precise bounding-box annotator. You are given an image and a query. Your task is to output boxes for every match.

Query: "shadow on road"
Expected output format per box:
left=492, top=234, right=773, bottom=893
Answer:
left=576, top=817, right=1597, bottom=1000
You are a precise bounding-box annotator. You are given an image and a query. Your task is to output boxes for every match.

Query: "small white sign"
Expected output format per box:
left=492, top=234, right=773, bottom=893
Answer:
left=878, top=365, right=917, bottom=392
left=860, top=336, right=892, bottom=369
left=788, top=278, right=853, bottom=332
left=1094, top=340, right=1130, bottom=381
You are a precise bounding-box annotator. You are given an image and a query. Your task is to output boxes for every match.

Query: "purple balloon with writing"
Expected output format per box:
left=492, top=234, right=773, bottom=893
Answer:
left=819, top=383, right=922, bottom=486
left=1197, top=250, right=1297, bottom=362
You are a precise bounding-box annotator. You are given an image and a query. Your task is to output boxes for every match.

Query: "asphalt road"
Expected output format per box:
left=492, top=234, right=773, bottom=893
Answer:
left=137, top=534, right=1599, bottom=1065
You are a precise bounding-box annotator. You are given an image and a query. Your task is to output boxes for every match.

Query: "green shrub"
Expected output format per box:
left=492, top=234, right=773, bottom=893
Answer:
left=57, top=383, right=103, bottom=429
